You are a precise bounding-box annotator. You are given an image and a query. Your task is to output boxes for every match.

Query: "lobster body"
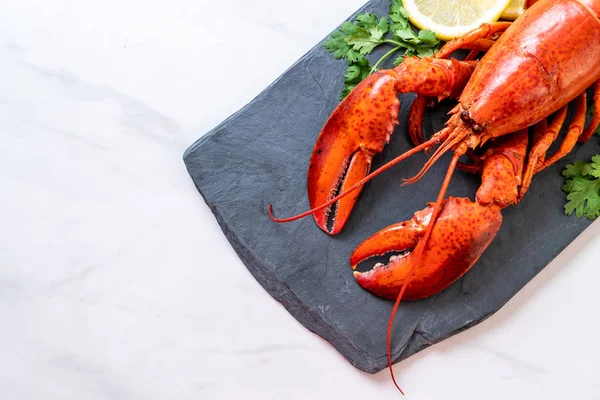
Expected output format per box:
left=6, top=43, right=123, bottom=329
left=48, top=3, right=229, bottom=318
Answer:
left=462, top=0, right=600, bottom=138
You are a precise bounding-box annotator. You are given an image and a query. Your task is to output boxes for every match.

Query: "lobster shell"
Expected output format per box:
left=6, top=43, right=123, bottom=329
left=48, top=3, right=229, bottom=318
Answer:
left=462, top=0, right=600, bottom=138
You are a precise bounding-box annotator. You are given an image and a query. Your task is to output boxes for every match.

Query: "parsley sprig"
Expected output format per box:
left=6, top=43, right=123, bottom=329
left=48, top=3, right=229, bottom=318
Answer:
left=323, top=0, right=441, bottom=99
left=562, top=155, right=600, bottom=220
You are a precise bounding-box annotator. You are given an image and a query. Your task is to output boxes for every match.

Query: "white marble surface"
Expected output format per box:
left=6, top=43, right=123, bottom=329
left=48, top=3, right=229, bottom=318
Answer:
left=1, top=0, right=599, bottom=398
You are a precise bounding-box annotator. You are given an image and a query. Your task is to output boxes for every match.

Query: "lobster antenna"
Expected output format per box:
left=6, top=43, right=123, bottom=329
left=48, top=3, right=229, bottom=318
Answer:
left=268, top=128, right=451, bottom=223
left=403, top=126, right=470, bottom=185
left=386, top=141, right=467, bottom=395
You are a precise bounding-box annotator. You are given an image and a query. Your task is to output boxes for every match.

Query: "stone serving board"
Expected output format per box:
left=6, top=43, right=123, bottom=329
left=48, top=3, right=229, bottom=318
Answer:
left=183, top=0, right=599, bottom=373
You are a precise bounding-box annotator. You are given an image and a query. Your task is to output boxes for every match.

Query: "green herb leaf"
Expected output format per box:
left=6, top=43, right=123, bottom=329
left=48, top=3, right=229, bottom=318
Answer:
left=562, top=160, right=586, bottom=179
left=562, top=155, right=600, bottom=220
left=346, top=49, right=363, bottom=63
left=393, top=25, right=419, bottom=44
left=323, top=31, right=351, bottom=59
left=564, top=179, right=600, bottom=219
left=590, top=155, right=600, bottom=178
left=389, top=0, right=409, bottom=23
left=340, top=21, right=358, bottom=35
left=346, top=29, right=384, bottom=55
left=393, top=54, right=405, bottom=66
left=346, top=16, right=390, bottom=55
left=341, top=56, right=372, bottom=100
left=417, top=29, right=440, bottom=46
left=355, top=13, right=379, bottom=27
left=378, top=16, right=391, bottom=34
left=323, top=0, right=443, bottom=100
left=416, top=46, right=436, bottom=57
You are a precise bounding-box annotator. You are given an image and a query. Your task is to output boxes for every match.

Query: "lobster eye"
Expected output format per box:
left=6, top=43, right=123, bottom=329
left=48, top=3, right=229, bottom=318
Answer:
left=472, top=123, right=483, bottom=133
left=460, top=109, right=470, bottom=122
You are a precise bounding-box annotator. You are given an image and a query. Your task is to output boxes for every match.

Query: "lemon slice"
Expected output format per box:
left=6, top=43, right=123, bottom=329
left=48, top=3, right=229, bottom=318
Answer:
left=402, top=0, right=512, bottom=40
left=500, top=0, right=526, bottom=20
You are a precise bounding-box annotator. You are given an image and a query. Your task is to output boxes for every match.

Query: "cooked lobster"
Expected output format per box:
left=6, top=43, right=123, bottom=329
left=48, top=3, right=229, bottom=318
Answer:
left=269, top=0, right=600, bottom=392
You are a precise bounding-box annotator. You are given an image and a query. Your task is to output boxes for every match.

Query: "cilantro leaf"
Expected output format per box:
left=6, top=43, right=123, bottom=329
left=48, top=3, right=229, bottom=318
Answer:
left=390, top=20, right=439, bottom=58
left=393, top=54, right=405, bottom=66
left=346, top=49, right=363, bottom=63
left=590, top=155, right=600, bottom=178
left=416, top=46, right=436, bottom=57
left=582, top=163, right=594, bottom=177
left=562, top=160, right=585, bottom=179
left=346, top=30, right=384, bottom=55
left=340, top=21, right=358, bottom=35
left=346, top=16, right=390, bottom=55
left=389, top=0, right=409, bottom=23
left=341, top=56, right=371, bottom=100
left=323, top=0, right=443, bottom=100
left=324, top=14, right=389, bottom=57
left=417, top=30, right=440, bottom=46
left=393, top=25, right=419, bottom=44
left=562, top=155, right=600, bottom=220
left=355, top=13, right=379, bottom=28
left=564, top=179, right=600, bottom=219
left=323, top=31, right=351, bottom=59
left=378, top=15, right=391, bottom=33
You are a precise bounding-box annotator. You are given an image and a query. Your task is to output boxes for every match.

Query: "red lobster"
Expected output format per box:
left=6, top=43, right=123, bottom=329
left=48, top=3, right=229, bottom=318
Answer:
left=270, top=0, right=600, bottom=392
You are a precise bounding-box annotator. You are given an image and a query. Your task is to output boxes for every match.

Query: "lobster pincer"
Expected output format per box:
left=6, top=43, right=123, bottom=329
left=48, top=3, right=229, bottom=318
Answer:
left=351, top=197, right=503, bottom=300
left=351, top=130, right=529, bottom=300
left=308, top=57, right=476, bottom=234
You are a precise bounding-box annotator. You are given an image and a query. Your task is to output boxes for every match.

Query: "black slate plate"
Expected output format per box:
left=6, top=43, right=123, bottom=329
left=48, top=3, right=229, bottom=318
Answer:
left=183, top=0, right=599, bottom=373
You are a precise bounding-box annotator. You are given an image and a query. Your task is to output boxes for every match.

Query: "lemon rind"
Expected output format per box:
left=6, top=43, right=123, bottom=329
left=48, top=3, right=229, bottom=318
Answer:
left=500, top=0, right=526, bottom=20
left=403, top=0, right=512, bottom=40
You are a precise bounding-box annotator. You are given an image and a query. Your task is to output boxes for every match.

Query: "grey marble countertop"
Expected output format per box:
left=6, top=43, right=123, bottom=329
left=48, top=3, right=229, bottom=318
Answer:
left=1, top=0, right=599, bottom=398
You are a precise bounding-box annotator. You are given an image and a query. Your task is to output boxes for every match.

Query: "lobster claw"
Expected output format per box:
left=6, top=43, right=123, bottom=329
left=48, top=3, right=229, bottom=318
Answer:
left=307, top=58, right=478, bottom=234
left=351, top=197, right=503, bottom=300
left=308, top=70, right=401, bottom=234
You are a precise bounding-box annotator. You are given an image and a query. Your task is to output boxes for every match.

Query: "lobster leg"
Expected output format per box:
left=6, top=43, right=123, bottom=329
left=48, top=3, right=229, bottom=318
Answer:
left=463, top=38, right=497, bottom=53
left=578, top=79, right=600, bottom=143
left=408, top=95, right=428, bottom=147
left=533, top=119, right=549, bottom=167
left=519, top=106, right=568, bottom=198
left=436, top=22, right=511, bottom=59
left=407, top=32, right=500, bottom=152
left=307, top=58, right=476, bottom=234
left=407, top=38, right=496, bottom=148
left=538, top=93, right=587, bottom=172
left=406, top=36, right=498, bottom=155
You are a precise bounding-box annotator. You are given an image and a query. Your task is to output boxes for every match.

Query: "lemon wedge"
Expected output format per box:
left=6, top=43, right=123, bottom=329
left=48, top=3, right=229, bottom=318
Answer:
left=500, top=0, right=526, bottom=20
left=402, top=0, right=512, bottom=40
